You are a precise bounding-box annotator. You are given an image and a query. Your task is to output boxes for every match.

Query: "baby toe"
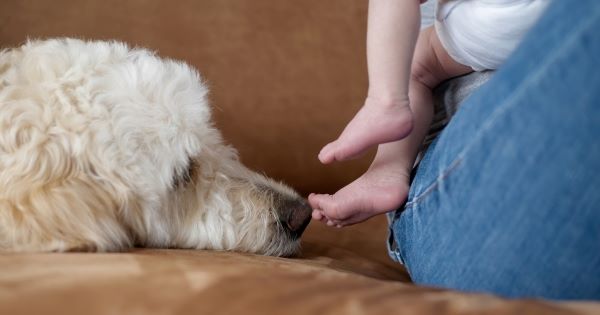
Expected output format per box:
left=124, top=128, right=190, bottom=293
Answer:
left=311, top=209, right=324, bottom=220
left=318, top=142, right=337, bottom=164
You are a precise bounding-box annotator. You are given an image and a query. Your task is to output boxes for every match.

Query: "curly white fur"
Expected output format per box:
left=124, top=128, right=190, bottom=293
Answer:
left=0, top=38, right=309, bottom=256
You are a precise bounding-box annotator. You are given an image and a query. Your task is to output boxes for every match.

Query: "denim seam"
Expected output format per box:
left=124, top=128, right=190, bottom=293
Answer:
left=405, top=157, right=462, bottom=208
left=406, top=9, right=598, bottom=207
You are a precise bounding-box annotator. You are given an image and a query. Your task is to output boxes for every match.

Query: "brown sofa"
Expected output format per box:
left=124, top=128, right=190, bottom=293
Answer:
left=1, top=1, right=599, bottom=314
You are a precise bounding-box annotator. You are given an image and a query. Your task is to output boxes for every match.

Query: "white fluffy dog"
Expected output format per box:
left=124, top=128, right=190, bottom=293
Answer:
left=0, top=38, right=312, bottom=256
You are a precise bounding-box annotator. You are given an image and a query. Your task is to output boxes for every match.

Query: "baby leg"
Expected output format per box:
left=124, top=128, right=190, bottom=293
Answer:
left=311, top=26, right=472, bottom=227
left=318, top=0, right=422, bottom=164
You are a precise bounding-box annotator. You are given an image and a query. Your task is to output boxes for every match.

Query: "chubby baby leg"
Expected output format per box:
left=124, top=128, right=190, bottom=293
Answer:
left=412, top=27, right=473, bottom=90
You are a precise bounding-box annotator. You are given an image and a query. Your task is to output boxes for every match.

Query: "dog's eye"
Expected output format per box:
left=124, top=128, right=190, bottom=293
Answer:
left=172, top=158, right=196, bottom=188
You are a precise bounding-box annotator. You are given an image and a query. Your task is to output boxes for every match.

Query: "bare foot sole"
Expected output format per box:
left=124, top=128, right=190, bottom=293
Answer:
left=309, top=166, right=410, bottom=227
left=319, top=99, right=414, bottom=164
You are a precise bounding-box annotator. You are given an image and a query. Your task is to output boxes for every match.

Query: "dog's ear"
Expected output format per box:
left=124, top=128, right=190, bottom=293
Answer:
left=172, top=157, right=198, bottom=189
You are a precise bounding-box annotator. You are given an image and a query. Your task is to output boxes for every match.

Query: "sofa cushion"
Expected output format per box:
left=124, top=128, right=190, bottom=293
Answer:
left=1, top=217, right=598, bottom=315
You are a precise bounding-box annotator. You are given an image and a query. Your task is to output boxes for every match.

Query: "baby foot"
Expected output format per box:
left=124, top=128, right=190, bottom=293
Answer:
left=318, top=98, right=414, bottom=164
left=309, top=161, right=410, bottom=227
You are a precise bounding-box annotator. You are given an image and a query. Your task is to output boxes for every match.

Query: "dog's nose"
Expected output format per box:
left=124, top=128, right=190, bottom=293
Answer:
left=277, top=197, right=312, bottom=239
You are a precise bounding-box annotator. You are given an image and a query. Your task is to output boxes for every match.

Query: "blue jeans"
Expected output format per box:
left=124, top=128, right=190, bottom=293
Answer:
left=388, top=0, right=600, bottom=300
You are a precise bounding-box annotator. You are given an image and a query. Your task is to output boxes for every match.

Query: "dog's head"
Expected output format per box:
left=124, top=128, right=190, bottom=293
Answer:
left=88, top=39, right=313, bottom=256
left=0, top=39, right=311, bottom=256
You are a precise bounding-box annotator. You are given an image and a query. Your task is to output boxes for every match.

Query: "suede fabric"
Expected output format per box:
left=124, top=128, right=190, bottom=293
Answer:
left=2, top=217, right=600, bottom=315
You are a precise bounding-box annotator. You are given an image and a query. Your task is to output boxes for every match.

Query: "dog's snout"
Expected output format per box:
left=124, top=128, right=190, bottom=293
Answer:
left=277, top=198, right=312, bottom=239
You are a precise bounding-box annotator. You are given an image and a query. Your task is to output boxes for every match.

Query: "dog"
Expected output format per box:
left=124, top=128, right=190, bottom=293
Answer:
left=0, top=38, right=312, bottom=256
